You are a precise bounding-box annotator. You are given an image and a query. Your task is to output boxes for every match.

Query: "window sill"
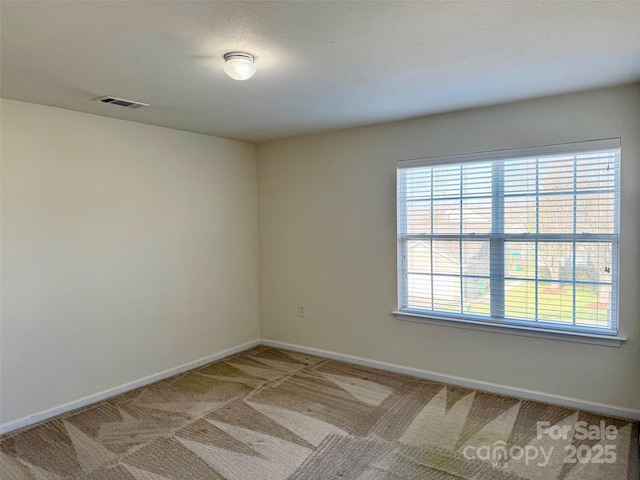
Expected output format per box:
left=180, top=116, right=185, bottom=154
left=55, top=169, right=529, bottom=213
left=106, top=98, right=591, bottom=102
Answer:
left=392, top=311, right=627, bottom=347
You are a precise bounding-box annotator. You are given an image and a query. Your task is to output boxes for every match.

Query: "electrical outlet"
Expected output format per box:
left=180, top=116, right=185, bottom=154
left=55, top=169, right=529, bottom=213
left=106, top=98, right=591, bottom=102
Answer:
left=298, top=306, right=305, bottom=317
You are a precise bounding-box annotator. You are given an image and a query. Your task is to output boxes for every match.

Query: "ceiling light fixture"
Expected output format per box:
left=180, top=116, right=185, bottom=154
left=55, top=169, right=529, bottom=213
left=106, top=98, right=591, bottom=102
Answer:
left=223, top=52, right=256, bottom=81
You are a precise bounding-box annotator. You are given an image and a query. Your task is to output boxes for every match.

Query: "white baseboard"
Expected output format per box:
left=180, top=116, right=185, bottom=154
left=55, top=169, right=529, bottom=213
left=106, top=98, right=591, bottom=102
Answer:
left=261, top=339, right=640, bottom=421
left=0, top=339, right=261, bottom=436
left=3, top=337, right=637, bottom=436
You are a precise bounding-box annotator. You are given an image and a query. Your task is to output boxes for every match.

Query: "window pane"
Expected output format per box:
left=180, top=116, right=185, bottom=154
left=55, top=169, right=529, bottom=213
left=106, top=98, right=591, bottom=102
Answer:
left=576, top=193, right=614, bottom=234
left=504, top=195, right=536, bottom=234
left=575, top=284, right=611, bottom=328
left=462, top=241, right=489, bottom=276
left=462, top=240, right=490, bottom=314
left=462, top=162, right=492, bottom=196
left=504, top=158, right=536, bottom=194
left=462, top=198, right=491, bottom=234
left=432, top=275, right=461, bottom=313
left=407, top=240, right=431, bottom=273
left=539, top=155, right=575, bottom=192
left=581, top=242, right=613, bottom=285
left=538, top=194, right=574, bottom=233
left=405, top=167, right=431, bottom=200
left=537, top=242, right=566, bottom=283
left=406, top=200, right=431, bottom=234
left=432, top=240, right=460, bottom=274
left=537, top=285, right=576, bottom=324
left=505, top=242, right=536, bottom=279
left=407, top=273, right=432, bottom=309
left=433, top=165, right=461, bottom=198
left=432, top=200, right=460, bottom=234
left=576, top=153, right=615, bottom=191
left=463, top=277, right=490, bottom=316
left=505, top=280, right=537, bottom=321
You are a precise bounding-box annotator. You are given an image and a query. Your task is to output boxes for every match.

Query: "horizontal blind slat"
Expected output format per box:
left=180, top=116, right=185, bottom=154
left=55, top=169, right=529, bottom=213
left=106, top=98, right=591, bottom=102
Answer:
left=397, top=142, right=620, bottom=334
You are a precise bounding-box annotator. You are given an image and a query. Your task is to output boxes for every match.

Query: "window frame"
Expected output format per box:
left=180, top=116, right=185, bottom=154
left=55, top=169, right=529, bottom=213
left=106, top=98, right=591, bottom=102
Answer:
left=394, top=139, right=626, bottom=346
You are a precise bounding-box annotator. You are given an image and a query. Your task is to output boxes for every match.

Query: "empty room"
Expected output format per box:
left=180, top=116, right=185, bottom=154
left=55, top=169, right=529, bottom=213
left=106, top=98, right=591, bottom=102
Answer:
left=1, top=1, right=638, bottom=479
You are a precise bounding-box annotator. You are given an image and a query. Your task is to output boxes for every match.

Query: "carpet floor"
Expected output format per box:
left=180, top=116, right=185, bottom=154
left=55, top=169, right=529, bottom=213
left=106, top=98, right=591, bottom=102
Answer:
left=1, top=346, right=637, bottom=479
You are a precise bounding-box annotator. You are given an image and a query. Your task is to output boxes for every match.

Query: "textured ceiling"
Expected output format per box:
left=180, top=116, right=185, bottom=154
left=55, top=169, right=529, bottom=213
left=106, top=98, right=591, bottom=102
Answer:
left=1, top=1, right=639, bottom=143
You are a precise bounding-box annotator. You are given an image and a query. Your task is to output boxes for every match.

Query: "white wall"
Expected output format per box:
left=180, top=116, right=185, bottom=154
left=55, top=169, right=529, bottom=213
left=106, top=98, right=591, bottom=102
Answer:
left=1, top=85, right=638, bottom=429
left=0, top=99, right=260, bottom=425
left=257, top=84, right=640, bottom=412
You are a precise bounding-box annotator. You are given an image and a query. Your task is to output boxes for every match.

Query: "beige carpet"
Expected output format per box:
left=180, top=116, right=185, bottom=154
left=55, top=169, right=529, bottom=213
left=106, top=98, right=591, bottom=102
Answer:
left=1, top=346, right=637, bottom=479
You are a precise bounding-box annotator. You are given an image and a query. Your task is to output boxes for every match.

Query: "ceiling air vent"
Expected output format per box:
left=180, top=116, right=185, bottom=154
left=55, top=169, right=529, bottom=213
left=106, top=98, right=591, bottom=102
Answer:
left=95, top=96, right=150, bottom=109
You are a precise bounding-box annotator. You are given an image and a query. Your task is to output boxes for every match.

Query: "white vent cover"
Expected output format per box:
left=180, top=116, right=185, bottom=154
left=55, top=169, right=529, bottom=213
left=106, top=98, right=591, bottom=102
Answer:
left=95, top=96, right=150, bottom=109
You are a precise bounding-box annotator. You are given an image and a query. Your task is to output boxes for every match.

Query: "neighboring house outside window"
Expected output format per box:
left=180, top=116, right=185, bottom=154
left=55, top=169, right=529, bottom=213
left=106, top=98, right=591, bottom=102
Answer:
left=395, top=139, right=620, bottom=339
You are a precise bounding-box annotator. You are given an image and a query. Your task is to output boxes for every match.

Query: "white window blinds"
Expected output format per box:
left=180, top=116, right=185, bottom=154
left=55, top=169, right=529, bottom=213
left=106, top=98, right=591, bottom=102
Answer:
left=397, top=139, right=620, bottom=335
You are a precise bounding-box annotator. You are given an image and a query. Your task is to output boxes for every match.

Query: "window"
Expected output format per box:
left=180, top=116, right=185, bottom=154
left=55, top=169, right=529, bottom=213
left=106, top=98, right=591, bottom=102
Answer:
left=396, top=139, right=620, bottom=337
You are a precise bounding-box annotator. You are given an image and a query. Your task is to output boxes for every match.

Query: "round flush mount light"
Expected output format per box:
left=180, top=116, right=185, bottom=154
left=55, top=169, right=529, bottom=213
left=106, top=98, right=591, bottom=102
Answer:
left=223, top=52, right=256, bottom=81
